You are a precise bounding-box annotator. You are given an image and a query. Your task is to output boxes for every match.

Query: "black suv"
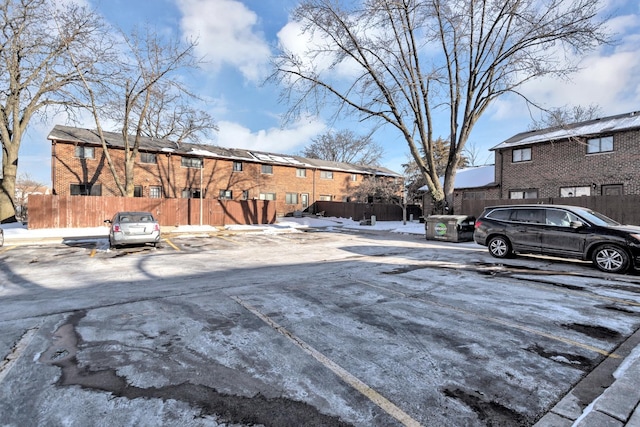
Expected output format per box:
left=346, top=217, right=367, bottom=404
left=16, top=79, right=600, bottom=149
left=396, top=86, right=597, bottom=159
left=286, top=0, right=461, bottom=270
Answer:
left=473, top=204, right=640, bottom=273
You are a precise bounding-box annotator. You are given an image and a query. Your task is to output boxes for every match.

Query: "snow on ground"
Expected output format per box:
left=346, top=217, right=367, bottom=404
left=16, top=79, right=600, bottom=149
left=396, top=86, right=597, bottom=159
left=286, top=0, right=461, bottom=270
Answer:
left=0, top=216, right=427, bottom=241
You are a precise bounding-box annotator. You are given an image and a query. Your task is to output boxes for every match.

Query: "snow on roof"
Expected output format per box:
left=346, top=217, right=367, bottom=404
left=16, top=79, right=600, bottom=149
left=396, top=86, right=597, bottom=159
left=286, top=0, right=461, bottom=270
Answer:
left=492, top=111, right=640, bottom=150
left=418, top=165, right=495, bottom=192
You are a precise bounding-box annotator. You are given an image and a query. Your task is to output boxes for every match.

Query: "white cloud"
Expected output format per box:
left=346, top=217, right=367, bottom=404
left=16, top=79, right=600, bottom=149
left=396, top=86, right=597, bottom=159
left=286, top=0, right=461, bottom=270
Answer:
left=214, top=117, right=326, bottom=153
left=176, top=0, right=271, bottom=82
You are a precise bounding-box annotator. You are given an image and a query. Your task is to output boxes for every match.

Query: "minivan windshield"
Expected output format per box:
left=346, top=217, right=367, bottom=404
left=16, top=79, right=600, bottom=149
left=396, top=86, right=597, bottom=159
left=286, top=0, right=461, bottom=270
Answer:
left=575, top=208, right=620, bottom=226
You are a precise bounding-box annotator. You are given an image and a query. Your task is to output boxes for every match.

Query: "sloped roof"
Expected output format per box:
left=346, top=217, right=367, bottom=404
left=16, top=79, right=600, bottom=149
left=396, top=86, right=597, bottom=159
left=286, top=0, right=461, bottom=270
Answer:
left=418, top=165, right=496, bottom=192
left=491, top=110, right=640, bottom=150
left=48, top=125, right=401, bottom=177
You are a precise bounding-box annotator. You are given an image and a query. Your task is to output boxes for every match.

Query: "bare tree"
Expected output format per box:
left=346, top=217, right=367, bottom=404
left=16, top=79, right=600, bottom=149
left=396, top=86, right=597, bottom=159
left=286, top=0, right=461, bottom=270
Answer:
left=528, top=104, right=602, bottom=130
left=14, top=172, right=46, bottom=221
left=350, top=175, right=408, bottom=222
left=273, top=0, right=609, bottom=213
left=69, top=26, right=213, bottom=196
left=302, top=129, right=383, bottom=165
left=0, top=0, right=105, bottom=222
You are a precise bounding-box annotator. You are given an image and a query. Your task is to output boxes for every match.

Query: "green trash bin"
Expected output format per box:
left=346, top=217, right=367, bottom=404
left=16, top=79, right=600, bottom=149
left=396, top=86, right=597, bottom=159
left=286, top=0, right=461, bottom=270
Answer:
left=425, top=215, right=476, bottom=242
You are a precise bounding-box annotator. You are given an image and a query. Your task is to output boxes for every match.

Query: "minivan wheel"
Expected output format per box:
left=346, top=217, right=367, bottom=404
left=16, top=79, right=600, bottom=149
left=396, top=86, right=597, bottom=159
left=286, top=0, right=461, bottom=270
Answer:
left=488, top=236, right=512, bottom=258
left=592, top=245, right=630, bottom=273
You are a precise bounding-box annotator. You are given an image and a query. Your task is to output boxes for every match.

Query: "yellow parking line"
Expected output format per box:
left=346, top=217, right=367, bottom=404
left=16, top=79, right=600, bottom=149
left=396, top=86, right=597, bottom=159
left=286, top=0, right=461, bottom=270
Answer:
left=216, top=235, right=240, bottom=244
left=163, top=238, right=180, bottom=251
left=355, top=280, right=621, bottom=359
left=232, top=296, right=422, bottom=427
left=0, top=245, right=16, bottom=253
left=89, top=249, right=96, bottom=257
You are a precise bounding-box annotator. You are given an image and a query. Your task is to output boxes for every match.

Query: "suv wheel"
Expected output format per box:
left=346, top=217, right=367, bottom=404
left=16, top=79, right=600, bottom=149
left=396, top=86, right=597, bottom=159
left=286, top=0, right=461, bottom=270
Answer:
left=488, top=236, right=512, bottom=258
left=592, top=245, right=630, bottom=273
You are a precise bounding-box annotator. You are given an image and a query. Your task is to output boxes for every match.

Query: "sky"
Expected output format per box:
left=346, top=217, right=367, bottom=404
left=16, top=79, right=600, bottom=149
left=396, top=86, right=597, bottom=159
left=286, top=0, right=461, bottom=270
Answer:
left=15, top=0, right=640, bottom=186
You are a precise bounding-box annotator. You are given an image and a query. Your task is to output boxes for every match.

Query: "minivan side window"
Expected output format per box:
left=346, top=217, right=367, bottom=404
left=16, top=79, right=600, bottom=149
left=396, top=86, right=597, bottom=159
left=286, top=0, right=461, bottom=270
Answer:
left=512, top=209, right=544, bottom=223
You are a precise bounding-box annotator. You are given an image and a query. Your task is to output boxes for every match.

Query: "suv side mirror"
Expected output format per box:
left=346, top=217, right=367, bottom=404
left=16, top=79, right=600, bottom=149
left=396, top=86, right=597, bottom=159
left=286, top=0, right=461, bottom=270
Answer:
left=570, top=221, right=584, bottom=229
left=104, top=219, right=112, bottom=224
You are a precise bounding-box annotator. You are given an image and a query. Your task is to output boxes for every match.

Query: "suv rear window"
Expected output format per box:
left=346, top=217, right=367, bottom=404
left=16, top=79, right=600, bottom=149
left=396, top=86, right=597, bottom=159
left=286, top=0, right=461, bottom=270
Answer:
left=511, top=209, right=544, bottom=223
left=486, top=209, right=512, bottom=220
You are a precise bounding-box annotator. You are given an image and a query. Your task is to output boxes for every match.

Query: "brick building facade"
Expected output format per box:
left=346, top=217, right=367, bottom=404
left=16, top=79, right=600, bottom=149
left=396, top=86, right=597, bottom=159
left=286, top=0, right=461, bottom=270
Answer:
left=48, top=125, right=402, bottom=216
left=492, top=111, right=640, bottom=199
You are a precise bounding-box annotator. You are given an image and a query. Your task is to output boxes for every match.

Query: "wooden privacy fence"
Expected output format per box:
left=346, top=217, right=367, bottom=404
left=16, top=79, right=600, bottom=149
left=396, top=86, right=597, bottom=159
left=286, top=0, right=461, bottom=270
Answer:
left=461, top=195, right=640, bottom=226
left=312, top=201, right=423, bottom=222
left=27, top=195, right=276, bottom=229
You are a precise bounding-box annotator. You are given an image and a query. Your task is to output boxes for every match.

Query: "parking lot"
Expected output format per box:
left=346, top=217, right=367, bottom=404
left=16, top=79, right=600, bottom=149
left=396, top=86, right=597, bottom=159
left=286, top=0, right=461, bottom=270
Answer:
left=1, top=228, right=640, bottom=426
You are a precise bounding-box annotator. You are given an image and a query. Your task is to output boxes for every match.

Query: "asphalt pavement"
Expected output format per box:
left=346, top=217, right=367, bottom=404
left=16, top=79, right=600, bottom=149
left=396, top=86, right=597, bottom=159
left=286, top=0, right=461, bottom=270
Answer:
left=2, top=224, right=640, bottom=427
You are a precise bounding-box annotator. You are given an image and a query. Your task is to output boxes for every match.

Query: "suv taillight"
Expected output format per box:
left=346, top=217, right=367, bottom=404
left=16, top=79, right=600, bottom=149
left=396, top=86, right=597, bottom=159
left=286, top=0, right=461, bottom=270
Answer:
left=113, top=224, right=121, bottom=232
left=474, top=220, right=482, bottom=229
left=153, top=224, right=160, bottom=232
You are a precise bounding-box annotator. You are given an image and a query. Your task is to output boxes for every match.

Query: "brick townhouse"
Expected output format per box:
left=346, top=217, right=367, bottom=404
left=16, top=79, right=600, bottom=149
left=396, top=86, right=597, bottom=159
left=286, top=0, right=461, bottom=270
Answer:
left=492, top=110, right=640, bottom=199
left=48, top=125, right=402, bottom=216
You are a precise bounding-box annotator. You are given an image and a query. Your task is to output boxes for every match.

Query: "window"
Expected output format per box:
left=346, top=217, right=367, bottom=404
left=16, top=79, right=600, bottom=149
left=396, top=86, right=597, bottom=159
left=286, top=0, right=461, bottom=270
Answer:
left=560, top=186, right=591, bottom=197
left=351, top=174, right=357, bottom=182
left=233, top=161, right=243, bottom=172
left=319, top=195, right=332, bottom=201
left=219, top=189, right=233, bottom=200
left=512, top=147, right=531, bottom=162
left=587, top=136, right=613, bottom=154
left=545, top=209, right=579, bottom=227
left=74, top=146, right=94, bottom=159
left=242, top=190, right=249, bottom=200
left=259, top=192, right=276, bottom=200
left=602, top=184, right=623, bottom=196
left=181, top=157, right=203, bottom=168
left=70, top=184, right=101, bottom=196
left=149, top=186, right=162, bottom=198
left=296, top=168, right=307, bottom=178
left=285, top=193, right=298, bottom=204
left=509, top=189, right=537, bottom=199
left=140, top=152, right=157, bottom=164
left=182, top=188, right=203, bottom=198
left=512, top=208, right=544, bottom=224
left=134, top=186, right=143, bottom=197
left=261, top=164, right=273, bottom=174
left=320, top=171, right=333, bottom=179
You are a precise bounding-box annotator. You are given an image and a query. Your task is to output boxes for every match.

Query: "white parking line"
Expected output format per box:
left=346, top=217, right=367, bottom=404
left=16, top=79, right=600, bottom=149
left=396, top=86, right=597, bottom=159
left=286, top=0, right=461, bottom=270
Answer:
left=231, top=296, right=422, bottom=427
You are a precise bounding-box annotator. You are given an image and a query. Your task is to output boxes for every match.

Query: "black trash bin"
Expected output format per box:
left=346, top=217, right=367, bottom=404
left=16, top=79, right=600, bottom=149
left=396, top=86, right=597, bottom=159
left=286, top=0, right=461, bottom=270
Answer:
left=425, top=215, right=476, bottom=242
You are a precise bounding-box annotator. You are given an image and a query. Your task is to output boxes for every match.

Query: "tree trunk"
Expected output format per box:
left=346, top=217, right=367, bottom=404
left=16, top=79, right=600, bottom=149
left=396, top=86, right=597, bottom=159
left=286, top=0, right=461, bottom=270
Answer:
left=0, top=144, right=19, bottom=222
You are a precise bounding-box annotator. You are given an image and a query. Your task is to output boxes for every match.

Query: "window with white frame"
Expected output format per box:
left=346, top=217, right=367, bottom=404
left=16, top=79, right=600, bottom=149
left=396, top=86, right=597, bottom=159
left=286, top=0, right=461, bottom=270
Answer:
left=182, top=188, right=203, bottom=198
left=181, top=157, right=203, bottom=168
left=512, top=147, right=531, bottom=162
left=242, top=190, right=249, bottom=200
left=351, top=174, right=357, bottom=182
left=319, top=195, right=332, bottom=201
left=233, top=161, right=243, bottom=172
left=140, top=152, right=157, bottom=164
left=560, top=186, right=591, bottom=197
left=296, top=168, right=306, bottom=177
left=259, top=192, right=276, bottom=200
left=149, top=186, right=162, bottom=198
left=219, top=189, right=233, bottom=199
left=261, top=164, right=273, bottom=174
left=320, top=171, right=333, bottom=179
left=285, top=193, right=298, bottom=204
left=70, top=183, right=101, bottom=196
left=587, top=136, right=613, bottom=154
left=509, top=189, right=538, bottom=199
left=74, top=146, right=95, bottom=159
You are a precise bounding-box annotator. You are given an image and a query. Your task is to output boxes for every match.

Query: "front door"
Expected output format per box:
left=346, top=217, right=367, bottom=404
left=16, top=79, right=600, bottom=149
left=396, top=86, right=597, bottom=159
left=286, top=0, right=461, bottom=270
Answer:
left=301, top=193, right=309, bottom=209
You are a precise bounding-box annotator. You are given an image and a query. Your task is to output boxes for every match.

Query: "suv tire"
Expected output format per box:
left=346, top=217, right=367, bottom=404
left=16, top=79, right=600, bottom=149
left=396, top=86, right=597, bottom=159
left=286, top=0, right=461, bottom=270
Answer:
left=488, top=235, right=513, bottom=258
left=592, top=245, right=630, bottom=273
